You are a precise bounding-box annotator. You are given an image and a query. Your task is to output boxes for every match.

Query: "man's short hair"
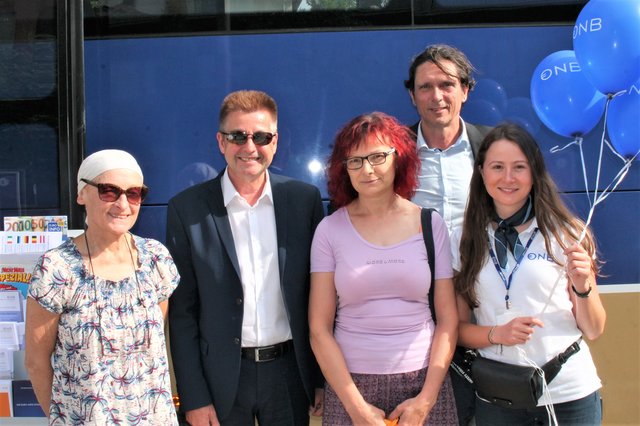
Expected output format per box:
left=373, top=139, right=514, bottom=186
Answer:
left=219, top=90, right=278, bottom=126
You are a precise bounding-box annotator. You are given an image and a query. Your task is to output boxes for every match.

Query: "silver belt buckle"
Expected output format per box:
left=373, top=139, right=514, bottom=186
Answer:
left=255, top=344, right=275, bottom=363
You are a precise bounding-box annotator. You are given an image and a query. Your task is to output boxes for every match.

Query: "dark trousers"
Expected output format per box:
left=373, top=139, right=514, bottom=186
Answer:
left=450, top=368, right=475, bottom=426
left=220, top=350, right=310, bottom=426
left=475, top=390, right=602, bottom=426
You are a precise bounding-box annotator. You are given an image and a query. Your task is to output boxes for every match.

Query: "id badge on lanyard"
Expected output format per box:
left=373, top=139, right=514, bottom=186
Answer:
left=488, top=228, right=539, bottom=310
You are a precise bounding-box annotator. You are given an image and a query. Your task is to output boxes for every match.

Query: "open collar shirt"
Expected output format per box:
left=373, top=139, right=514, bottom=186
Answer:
left=412, top=119, right=475, bottom=234
left=222, top=169, right=292, bottom=347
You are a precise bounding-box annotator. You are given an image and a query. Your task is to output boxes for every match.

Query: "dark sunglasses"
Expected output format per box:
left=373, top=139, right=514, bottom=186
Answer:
left=219, top=131, right=276, bottom=146
left=81, top=178, right=148, bottom=205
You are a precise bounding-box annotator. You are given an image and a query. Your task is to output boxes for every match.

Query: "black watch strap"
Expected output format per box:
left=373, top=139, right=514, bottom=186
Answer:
left=572, top=283, right=592, bottom=298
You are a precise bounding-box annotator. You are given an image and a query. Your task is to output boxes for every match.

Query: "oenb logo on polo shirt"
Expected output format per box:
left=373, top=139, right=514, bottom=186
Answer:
left=527, top=252, right=554, bottom=262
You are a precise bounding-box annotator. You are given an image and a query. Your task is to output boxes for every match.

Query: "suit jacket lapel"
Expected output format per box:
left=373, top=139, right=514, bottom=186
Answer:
left=271, top=173, right=288, bottom=281
left=205, top=173, right=242, bottom=278
left=466, top=122, right=492, bottom=158
left=466, top=123, right=482, bottom=157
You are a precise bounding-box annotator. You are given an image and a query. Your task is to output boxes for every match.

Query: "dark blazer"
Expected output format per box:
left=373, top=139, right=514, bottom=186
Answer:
left=166, top=170, right=324, bottom=419
left=409, top=120, right=492, bottom=158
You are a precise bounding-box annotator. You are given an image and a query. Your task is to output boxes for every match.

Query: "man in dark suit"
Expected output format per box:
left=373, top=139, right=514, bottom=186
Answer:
left=166, top=90, right=324, bottom=426
left=404, top=44, right=492, bottom=426
left=404, top=44, right=491, bottom=235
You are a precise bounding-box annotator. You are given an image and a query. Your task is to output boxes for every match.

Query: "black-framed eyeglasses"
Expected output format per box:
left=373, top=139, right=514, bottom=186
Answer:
left=219, top=131, right=276, bottom=146
left=343, top=148, right=396, bottom=170
left=81, top=178, right=148, bottom=205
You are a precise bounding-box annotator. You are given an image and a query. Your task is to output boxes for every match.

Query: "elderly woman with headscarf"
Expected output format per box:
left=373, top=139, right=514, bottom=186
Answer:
left=25, top=149, right=180, bottom=425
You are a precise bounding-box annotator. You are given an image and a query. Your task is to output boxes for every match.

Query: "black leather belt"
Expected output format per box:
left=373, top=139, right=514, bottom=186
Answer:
left=241, top=340, right=293, bottom=363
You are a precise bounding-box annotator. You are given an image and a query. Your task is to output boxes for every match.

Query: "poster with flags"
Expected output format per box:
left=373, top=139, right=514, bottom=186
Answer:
left=0, top=232, right=62, bottom=255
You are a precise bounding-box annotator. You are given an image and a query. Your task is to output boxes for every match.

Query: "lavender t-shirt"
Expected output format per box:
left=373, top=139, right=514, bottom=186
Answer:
left=311, top=207, right=452, bottom=374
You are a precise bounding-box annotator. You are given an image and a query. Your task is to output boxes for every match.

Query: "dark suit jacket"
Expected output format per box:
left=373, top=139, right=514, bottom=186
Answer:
left=409, top=120, right=492, bottom=158
left=166, top=170, right=324, bottom=419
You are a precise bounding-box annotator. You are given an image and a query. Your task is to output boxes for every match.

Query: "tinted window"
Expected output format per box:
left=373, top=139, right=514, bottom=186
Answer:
left=0, top=1, right=60, bottom=218
left=84, top=0, right=586, bottom=37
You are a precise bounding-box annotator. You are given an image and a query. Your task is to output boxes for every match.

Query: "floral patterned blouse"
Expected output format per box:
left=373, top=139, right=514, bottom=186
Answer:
left=29, top=235, right=180, bottom=425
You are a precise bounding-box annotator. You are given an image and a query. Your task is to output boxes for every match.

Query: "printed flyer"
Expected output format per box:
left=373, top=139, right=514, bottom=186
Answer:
left=0, top=254, right=39, bottom=299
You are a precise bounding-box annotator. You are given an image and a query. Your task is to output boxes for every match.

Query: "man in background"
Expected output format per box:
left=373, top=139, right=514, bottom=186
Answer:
left=405, top=44, right=493, bottom=425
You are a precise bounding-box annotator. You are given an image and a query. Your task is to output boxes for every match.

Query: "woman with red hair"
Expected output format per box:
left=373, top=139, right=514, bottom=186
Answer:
left=310, top=112, right=459, bottom=425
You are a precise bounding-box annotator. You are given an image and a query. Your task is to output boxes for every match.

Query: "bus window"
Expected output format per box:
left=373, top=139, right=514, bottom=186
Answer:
left=0, top=0, right=60, bottom=219
left=84, top=0, right=587, bottom=37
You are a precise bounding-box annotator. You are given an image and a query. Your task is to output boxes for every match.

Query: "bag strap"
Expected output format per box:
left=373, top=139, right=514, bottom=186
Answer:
left=541, top=337, right=582, bottom=383
left=421, top=208, right=437, bottom=324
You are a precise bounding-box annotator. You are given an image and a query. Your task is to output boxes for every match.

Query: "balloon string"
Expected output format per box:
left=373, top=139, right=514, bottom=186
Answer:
left=604, top=138, right=630, bottom=162
left=576, top=99, right=606, bottom=244
left=578, top=155, right=635, bottom=244
left=597, top=149, right=639, bottom=200
left=549, top=139, right=580, bottom=153
left=549, top=90, right=634, bottom=245
left=550, top=139, right=591, bottom=207
left=590, top=97, right=611, bottom=214
left=575, top=91, right=635, bottom=244
left=602, top=90, right=629, bottom=161
left=592, top=157, right=635, bottom=206
left=572, top=137, right=592, bottom=208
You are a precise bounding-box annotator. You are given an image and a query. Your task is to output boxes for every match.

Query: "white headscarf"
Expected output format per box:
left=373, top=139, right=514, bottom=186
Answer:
left=77, top=149, right=144, bottom=194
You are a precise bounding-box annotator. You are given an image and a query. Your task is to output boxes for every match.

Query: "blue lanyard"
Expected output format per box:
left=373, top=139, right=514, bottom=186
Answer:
left=488, top=228, right=539, bottom=310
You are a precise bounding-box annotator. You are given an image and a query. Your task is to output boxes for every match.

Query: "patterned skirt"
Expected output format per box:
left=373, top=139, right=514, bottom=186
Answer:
left=322, top=368, right=459, bottom=426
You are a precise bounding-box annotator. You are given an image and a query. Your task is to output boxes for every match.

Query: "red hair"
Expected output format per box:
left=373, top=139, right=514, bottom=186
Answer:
left=327, top=112, right=419, bottom=209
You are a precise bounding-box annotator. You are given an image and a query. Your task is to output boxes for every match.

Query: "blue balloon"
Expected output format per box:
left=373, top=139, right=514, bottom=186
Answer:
left=462, top=99, right=502, bottom=126
left=607, top=81, right=640, bottom=159
left=530, top=50, right=606, bottom=138
left=473, top=79, right=508, bottom=114
left=573, top=0, right=640, bottom=94
left=504, top=97, right=541, bottom=138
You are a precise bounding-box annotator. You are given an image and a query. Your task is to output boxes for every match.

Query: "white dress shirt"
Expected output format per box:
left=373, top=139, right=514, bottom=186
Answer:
left=222, top=170, right=292, bottom=347
left=412, top=119, right=475, bottom=234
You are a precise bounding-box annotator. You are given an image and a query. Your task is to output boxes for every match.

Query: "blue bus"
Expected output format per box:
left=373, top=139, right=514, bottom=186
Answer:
left=1, top=1, right=638, bottom=423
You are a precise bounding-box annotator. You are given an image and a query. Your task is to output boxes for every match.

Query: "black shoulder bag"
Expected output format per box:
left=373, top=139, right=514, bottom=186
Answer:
left=472, top=338, right=582, bottom=409
left=420, top=208, right=476, bottom=384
